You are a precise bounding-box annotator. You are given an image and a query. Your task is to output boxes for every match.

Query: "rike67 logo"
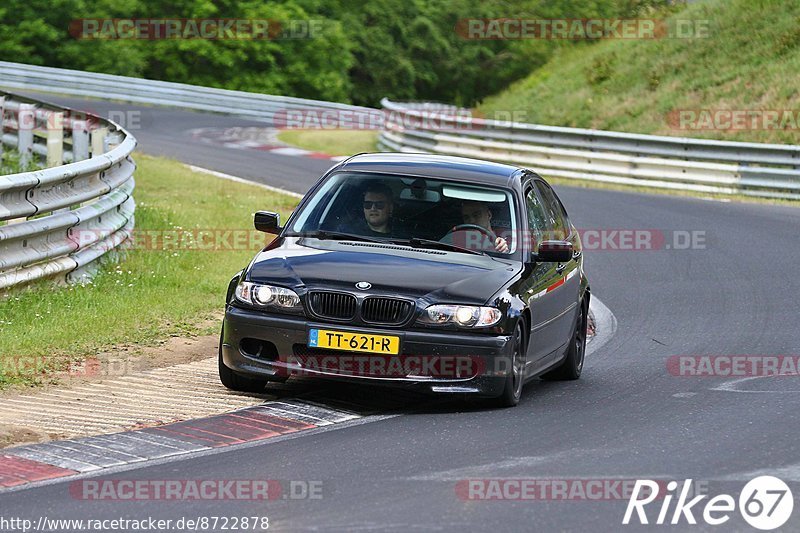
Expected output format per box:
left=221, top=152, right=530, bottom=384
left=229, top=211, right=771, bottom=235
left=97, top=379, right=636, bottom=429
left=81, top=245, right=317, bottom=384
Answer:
left=623, top=476, right=793, bottom=530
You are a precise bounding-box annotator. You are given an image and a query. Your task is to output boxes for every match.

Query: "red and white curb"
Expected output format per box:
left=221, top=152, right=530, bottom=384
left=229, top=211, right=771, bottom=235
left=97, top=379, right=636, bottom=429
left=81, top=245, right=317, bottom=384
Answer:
left=0, top=400, right=360, bottom=490
left=189, top=127, right=347, bottom=161
left=586, top=296, right=615, bottom=352
left=0, top=357, right=278, bottom=438
left=0, top=455, right=75, bottom=488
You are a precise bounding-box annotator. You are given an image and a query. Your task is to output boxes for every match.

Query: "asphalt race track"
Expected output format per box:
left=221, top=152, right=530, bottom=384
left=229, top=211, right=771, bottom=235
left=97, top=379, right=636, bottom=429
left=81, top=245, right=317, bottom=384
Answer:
left=3, top=94, right=800, bottom=532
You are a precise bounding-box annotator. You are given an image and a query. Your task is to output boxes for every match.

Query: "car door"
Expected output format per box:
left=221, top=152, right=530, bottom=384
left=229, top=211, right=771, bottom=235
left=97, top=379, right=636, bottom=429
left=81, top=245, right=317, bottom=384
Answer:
left=534, top=179, right=581, bottom=349
left=518, top=181, right=565, bottom=363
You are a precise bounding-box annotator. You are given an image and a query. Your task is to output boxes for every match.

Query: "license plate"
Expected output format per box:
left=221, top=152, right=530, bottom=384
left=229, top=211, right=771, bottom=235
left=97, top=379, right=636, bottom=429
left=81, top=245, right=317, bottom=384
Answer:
left=308, top=328, right=400, bottom=355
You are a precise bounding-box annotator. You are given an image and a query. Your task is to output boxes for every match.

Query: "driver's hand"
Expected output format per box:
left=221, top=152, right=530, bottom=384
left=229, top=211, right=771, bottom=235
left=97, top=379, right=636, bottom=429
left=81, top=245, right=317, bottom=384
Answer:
left=494, top=237, right=509, bottom=253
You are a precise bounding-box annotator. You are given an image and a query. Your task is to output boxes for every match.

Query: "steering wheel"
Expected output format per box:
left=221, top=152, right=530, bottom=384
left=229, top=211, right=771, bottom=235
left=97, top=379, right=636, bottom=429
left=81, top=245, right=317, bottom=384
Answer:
left=442, top=224, right=497, bottom=241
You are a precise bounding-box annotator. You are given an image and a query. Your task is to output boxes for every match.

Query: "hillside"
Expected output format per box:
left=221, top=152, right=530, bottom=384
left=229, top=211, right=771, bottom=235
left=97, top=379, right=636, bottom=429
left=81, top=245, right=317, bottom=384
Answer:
left=478, top=0, right=800, bottom=144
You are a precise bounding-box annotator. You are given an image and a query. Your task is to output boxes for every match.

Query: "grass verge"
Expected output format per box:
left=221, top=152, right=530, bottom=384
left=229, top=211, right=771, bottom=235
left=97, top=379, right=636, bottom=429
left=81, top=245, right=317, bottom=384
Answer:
left=1, top=149, right=43, bottom=175
left=276, top=129, right=379, bottom=156
left=0, top=154, right=299, bottom=390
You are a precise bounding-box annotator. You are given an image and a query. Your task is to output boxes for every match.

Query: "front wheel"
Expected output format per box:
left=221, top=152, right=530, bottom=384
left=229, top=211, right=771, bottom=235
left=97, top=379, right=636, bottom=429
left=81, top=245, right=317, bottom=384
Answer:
left=493, top=322, right=526, bottom=407
left=541, top=301, right=587, bottom=381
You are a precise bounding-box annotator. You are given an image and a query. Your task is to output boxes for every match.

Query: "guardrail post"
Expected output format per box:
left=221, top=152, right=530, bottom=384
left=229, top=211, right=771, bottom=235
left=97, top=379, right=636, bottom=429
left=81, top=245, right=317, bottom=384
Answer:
left=71, top=119, right=90, bottom=161
left=17, top=103, right=35, bottom=169
left=46, top=111, right=64, bottom=167
left=91, top=126, right=108, bottom=156
left=0, top=95, right=5, bottom=159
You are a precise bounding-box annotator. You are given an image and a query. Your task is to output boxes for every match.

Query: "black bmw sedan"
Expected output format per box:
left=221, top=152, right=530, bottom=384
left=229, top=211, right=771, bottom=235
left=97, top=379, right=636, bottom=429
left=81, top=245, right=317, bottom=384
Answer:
left=219, top=153, right=590, bottom=406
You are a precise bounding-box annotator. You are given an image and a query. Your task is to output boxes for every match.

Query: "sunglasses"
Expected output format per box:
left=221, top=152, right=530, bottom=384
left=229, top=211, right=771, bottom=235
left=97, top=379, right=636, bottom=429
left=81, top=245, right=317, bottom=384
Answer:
left=363, top=201, right=387, bottom=210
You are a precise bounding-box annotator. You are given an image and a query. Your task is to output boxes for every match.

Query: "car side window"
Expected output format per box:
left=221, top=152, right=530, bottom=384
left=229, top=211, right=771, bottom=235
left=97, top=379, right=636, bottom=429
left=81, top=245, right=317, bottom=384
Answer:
left=534, top=181, right=568, bottom=240
left=524, top=187, right=546, bottom=252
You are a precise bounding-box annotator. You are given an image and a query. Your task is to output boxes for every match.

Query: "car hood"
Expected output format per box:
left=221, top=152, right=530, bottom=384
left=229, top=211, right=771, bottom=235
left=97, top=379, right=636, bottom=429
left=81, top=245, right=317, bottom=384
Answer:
left=246, top=237, right=519, bottom=305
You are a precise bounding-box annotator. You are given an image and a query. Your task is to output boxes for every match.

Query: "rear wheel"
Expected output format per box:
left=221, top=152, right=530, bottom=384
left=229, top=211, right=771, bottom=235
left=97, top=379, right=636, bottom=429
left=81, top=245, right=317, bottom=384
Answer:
left=218, top=329, right=269, bottom=393
left=493, top=322, right=526, bottom=407
left=541, top=301, right=587, bottom=381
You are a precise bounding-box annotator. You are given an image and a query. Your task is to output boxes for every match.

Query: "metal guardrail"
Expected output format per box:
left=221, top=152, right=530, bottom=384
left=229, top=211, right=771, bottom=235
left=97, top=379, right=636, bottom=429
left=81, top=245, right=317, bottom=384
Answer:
left=0, top=91, right=136, bottom=290
left=0, top=61, right=372, bottom=126
left=5, top=61, right=800, bottom=200
left=0, top=61, right=376, bottom=291
left=2, top=62, right=797, bottom=293
left=379, top=99, right=800, bottom=200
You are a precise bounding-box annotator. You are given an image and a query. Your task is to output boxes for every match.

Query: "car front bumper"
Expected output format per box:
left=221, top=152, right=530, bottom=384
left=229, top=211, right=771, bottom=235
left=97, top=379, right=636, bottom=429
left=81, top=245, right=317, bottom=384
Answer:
left=221, top=305, right=514, bottom=397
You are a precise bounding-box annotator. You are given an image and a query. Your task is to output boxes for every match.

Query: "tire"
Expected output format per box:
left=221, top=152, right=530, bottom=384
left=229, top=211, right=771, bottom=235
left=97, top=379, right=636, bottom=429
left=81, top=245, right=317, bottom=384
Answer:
left=541, top=300, right=587, bottom=381
left=493, top=322, right=526, bottom=407
left=218, top=329, right=269, bottom=393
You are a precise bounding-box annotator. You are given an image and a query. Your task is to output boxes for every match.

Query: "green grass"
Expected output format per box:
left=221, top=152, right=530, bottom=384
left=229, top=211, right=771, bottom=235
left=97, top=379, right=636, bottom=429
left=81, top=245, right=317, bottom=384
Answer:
left=1, top=149, right=42, bottom=175
left=0, top=155, right=299, bottom=390
left=276, top=129, right=379, bottom=156
left=479, top=0, right=800, bottom=145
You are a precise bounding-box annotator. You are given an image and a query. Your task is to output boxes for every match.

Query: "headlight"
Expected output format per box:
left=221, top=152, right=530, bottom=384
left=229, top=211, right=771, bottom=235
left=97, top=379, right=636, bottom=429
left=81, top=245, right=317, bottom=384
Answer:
left=235, top=281, right=302, bottom=311
left=418, top=304, right=502, bottom=328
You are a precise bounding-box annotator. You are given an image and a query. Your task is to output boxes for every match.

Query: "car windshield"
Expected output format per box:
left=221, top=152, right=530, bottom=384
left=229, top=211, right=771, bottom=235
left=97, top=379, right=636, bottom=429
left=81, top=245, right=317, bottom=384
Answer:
left=289, top=172, right=518, bottom=256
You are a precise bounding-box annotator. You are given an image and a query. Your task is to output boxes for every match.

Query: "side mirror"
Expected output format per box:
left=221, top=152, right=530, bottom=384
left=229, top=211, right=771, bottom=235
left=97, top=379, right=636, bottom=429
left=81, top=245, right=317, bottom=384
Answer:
left=254, top=211, right=282, bottom=234
left=535, top=240, right=573, bottom=263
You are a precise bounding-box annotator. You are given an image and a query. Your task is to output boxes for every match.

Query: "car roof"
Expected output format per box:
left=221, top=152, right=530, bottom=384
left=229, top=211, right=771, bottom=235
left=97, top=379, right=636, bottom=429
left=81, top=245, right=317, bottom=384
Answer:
left=335, top=153, right=527, bottom=189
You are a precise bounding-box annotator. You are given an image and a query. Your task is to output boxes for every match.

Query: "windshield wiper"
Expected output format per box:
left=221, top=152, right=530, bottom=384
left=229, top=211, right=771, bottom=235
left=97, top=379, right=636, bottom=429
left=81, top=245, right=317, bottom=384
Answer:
left=287, top=230, right=385, bottom=244
left=392, top=237, right=486, bottom=256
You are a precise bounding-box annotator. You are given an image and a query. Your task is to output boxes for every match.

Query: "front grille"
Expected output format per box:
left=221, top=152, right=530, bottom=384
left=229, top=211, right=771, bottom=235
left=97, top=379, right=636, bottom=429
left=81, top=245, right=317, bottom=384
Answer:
left=308, top=291, right=357, bottom=320
left=361, top=297, right=413, bottom=325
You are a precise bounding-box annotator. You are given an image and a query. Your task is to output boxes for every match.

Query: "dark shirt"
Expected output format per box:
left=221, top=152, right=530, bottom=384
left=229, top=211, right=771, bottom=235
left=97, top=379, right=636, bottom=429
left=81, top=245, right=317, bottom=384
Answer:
left=340, top=218, right=405, bottom=239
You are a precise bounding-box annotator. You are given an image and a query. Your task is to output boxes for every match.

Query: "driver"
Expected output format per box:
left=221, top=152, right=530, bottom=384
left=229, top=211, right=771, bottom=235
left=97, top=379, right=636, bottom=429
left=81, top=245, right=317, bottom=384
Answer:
left=357, top=182, right=396, bottom=237
left=460, top=201, right=510, bottom=253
